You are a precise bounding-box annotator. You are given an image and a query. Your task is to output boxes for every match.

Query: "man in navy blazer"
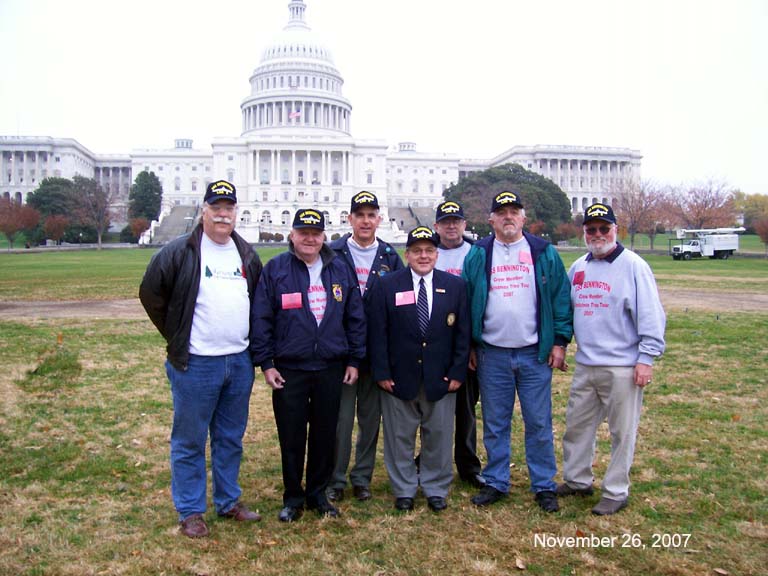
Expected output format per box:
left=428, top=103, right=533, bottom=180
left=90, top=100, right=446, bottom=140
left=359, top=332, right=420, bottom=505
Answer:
left=368, top=226, right=471, bottom=512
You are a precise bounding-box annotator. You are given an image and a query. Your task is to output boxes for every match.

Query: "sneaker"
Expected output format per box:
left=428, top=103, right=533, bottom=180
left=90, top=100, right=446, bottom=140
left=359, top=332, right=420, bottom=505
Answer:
left=534, top=490, right=560, bottom=513
left=591, top=497, right=628, bottom=516
left=470, top=485, right=506, bottom=507
left=556, top=482, right=595, bottom=497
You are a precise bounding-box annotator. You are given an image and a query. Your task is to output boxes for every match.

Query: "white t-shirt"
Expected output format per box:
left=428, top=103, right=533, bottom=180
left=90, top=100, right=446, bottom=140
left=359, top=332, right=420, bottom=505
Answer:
left=482, top=237, right=538, bottom=348
left=437, top=241, right=472, bottom=276
left=189, top=233, right=250, bottom=356
left=306, top=257, right=327, bottom=326
left=347, top=236, right=379, bottom=294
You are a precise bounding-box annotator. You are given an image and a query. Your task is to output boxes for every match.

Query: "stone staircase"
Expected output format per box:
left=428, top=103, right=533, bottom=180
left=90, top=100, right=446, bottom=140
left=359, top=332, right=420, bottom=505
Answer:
left=152, top=205, right=199, bottom=244
left=388, top=206, right=435, bottom=233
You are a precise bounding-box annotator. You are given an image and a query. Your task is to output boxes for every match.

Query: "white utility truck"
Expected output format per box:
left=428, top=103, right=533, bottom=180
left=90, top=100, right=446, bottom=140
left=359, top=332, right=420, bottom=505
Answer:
left=671, top=227, right=745, bottom=260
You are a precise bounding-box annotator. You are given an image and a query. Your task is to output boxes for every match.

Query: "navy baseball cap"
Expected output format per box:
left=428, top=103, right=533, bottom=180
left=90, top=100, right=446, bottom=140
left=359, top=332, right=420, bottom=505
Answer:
left=406, top=226, right=439, bottom=247
left=292, top=208, right=325, bottom=230
left=204, top=180, right=237, bottom=204
left=350, top=190, right=379, bottom=212
left=583, top=203, right=616, bottom=224
left=435, top=200, right=465, bottom=222
left=490, top=190, right=524, bottom=212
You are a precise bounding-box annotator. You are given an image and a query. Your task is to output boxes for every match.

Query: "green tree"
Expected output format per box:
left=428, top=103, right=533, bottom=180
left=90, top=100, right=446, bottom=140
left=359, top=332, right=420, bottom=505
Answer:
left=733, top=191, right=768, bottom=232
left=25, top=177, right=77, bottom=217
left=72, top=176, right=113, bottom=249
left=129, top=171, right=163, bottom=221
left=444, top=163, right=571, bottom=237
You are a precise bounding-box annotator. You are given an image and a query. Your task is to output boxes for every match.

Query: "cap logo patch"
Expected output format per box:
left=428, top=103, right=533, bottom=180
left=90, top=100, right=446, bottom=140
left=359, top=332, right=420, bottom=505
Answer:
left=495, top=191, right=518, bottom=204
left=210, top=181, right=234, bottom=195
left=298, top=210, right=322, bottom=225
left=586, top=204, right=609, bottom=218
left=440, top=202, right=460, bottom=213
left=353, top=192, right=376, bottom=204
left=411, top=226, right=434, bottom=240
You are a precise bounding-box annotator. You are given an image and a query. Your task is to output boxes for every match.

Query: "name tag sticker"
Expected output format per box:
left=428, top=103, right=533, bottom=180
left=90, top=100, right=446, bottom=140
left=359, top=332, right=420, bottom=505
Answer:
left=519, top=251, right=533, bottom=264
left=573, top=271, right=585, bottom=286
left=281, top=292, right=303, bottom=309
left=395, top=290, right=415, bottom=306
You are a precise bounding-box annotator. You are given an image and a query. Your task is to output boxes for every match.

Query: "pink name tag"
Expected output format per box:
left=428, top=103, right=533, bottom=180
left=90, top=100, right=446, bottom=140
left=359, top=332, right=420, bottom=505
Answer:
left=395, top=290, right=415, bottom=306
left=573, top=271, right=585, bottom=286
left=281, top=292, right=303, bottom=309
left=519, top=251, right=533, bottom=264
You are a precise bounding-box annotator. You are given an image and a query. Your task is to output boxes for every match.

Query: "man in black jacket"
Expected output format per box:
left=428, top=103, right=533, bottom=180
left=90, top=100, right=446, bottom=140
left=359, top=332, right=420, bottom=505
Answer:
left=139, top=180, right=263, bottom=538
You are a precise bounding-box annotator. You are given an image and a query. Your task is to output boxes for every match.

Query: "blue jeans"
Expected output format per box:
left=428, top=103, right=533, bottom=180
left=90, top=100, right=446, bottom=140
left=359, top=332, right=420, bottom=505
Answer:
left=476, top=344, right=557, bottom=494
left=165, top=351, right=254, bottom=520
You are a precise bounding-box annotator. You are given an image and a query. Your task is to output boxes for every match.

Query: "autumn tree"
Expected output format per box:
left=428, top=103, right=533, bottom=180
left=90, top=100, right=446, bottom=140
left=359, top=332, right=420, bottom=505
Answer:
left=733, top=191, right=768, bottom=232
left=130, top=217, right=150, bottom=239
left=669, top=180, right=737, bottom=230
left=754, top=217, right=768, bottom=257
left=444, top=163, right=571, bottom=237
left=72, top=175, right=114, bottom=249
left=611, top=180, right=666, bottom=250
left=0, top=198, right=40, bottom=249
left=129, top=171, right=163, bottom=221
left=44, top=215, right=69, bottom=245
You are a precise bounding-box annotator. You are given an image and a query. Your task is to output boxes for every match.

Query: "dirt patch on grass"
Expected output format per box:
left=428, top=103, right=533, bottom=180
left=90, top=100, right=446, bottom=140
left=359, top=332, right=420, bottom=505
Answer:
left=1, top=288, right=766, bottom=320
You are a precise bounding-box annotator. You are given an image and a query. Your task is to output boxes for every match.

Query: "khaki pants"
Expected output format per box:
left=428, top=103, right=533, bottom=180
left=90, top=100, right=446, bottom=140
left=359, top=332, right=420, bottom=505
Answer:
left=562, top=364, right=643, bottom=501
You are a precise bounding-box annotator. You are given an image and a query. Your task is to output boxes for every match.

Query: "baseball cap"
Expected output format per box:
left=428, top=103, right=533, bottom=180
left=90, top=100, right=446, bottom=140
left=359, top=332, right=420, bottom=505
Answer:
left=583, top=203, right=617, bottom=224
left=292, top=208, right=325, bottom=230
left=406, top=226, right=440, bottom=248
left=490, top=190, right=524, bottom=212
left=204, top=180, right=237, bottom=204
left=435, top=200, right=465, bottom=222
left=350, top=190, right=379, bottom=212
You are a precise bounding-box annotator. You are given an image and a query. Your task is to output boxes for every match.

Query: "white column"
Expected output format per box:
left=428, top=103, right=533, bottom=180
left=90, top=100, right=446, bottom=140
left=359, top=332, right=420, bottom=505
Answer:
left=255, top=151, right=260, bottom=184
left=342, top=151, right=348, bottom=184
left=306, top=150, right=311, bottom=185
left=291, top=150, right=296, bottom=184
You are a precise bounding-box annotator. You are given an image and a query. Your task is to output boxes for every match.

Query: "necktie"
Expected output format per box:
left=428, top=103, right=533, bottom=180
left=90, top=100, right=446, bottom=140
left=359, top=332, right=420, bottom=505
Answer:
left=417, top=277, right=429, bottom=335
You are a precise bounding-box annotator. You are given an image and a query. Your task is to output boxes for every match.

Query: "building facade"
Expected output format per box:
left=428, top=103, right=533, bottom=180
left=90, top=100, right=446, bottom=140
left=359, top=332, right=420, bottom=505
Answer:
left=0, top=0, right=641, bottom=242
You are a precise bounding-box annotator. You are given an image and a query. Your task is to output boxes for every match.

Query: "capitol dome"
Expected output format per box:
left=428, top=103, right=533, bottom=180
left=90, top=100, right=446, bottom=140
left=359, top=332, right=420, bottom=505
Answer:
left=240, top=0, right=352, bottom=137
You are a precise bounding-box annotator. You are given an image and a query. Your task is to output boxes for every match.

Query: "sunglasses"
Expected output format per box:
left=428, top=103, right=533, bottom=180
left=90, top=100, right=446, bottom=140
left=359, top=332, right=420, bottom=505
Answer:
left=585, top=225, right=613, bottom=235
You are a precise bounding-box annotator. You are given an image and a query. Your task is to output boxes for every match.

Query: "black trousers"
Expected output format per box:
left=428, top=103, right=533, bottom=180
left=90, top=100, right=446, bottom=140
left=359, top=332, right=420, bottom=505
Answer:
left=272, top=362, right=344, bottom=508
left=454, top=368, right=482, bottom=477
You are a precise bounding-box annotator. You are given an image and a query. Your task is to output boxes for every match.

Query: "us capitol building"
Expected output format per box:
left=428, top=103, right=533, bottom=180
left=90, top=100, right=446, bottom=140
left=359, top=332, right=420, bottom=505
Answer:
left=0, top=0, right=641, bottom=243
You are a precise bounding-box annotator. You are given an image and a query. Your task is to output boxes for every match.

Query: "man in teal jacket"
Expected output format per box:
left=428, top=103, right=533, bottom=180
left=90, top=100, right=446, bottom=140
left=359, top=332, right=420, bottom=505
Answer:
left=462, top=190, right=573, bottom=513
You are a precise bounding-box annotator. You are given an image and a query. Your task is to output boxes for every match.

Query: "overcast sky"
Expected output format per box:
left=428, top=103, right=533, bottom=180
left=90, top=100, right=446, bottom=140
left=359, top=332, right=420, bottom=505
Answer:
left=1, top=0, right=766, bottom=194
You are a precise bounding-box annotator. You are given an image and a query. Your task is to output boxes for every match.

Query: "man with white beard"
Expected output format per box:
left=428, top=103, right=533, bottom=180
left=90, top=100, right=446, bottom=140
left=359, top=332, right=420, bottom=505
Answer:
left=558, top=203, right=666, bottom=515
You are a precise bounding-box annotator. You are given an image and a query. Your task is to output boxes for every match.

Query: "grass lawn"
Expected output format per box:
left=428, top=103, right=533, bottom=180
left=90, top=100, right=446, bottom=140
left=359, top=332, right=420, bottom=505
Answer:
left=0, top=245, right=767, bottom=575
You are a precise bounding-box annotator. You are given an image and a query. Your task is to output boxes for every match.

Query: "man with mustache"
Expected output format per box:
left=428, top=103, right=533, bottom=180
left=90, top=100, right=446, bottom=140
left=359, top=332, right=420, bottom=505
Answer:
left=462, top=191, right=572, bottom=513
left=140, top=180, right=263, bottom=538
left=558, top=203, right=666, bottom=515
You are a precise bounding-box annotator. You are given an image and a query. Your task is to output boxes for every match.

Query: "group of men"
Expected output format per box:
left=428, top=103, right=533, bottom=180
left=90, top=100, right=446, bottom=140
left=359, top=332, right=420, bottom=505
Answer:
left=139, top=179, right=666, bottom=538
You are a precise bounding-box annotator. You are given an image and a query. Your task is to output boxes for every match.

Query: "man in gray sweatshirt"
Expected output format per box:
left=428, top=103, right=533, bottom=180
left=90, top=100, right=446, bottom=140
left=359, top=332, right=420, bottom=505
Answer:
left=558, top=203, right=666, bottom=515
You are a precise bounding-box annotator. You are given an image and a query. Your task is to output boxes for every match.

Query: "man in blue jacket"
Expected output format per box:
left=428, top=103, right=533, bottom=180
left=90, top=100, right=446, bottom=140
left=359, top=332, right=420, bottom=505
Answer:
left=327, top=191, right=403, bottom=503
left=462, top=191, right=572, bottom=513
left=368, top=227, right=470, bottom=512
left=140, top=180, right=263, bottom=538
left=251, top=208, right=366, bottom=522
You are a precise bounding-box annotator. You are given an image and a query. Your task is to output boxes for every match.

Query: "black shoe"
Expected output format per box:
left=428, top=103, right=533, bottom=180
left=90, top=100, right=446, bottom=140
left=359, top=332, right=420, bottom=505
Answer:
left=394, top=497, right=415, bottom=511
left=352, top=485, right=371, bottom=501
left=471, top=486, right=506, bottom=507
left=278, top=506, right=303, bottom=523
left=309, top=500, right=340, bottom=518
left=555, top=482, right=594, bottom=497
left=535, top=490, right=560, bottom=513
left=326, top=487, right=345, bottom=502
left=459, top=473, right=486, bottom=489
left=426, top=496, right=448, bottom=512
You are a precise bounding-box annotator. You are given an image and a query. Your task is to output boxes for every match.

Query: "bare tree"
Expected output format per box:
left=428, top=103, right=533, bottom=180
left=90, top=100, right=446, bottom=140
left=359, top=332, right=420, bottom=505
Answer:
left=611, top=180, right=664, bottom=250
left=669, top=179, right=737, bottom=230
left=73, top=176, right=114, bottom=249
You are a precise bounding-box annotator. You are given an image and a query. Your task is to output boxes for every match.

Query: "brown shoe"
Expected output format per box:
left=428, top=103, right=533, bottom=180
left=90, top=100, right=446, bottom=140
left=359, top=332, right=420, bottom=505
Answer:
left=219, top=502, right=261, bottom=522
left=179, top=514, right=209, bottom=538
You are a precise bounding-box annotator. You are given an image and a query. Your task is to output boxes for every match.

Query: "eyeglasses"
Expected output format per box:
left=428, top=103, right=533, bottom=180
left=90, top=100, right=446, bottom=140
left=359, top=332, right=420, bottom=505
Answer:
left=585, top=225, right=613, bottom=236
